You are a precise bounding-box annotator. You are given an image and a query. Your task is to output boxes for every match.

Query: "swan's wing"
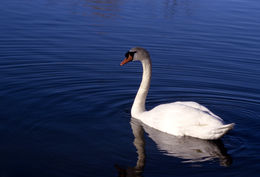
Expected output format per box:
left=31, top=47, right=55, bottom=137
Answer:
left=142, top=101, right=223, bottom=126
left=174, top=101, right=223, bottom=121
left=140, top=102, right=233, bottom=139
left=141, top=102, right=225, bottom=136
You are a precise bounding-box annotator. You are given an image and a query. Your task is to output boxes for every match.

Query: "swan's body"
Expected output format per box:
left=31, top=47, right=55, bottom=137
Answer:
left=121, top=47, right=234, bottom=140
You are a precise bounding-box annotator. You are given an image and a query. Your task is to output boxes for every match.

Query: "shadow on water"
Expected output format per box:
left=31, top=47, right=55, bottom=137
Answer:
left=115, top=118, right=232, bottom=177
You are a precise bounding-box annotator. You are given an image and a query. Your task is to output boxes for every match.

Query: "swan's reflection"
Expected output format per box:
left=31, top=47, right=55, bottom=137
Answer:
left=115, top=118, right=232, bottom=176
left=115, top=119, right=145, bottom=177
left=139, top=117, right=232, bottom=166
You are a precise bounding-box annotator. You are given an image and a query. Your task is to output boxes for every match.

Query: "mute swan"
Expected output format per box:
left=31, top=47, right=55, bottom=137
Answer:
left=120, top=47, right=234, bottom=140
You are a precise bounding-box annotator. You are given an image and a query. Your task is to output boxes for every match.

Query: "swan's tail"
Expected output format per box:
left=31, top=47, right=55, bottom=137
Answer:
left=211, top=123, right=235, bottom=140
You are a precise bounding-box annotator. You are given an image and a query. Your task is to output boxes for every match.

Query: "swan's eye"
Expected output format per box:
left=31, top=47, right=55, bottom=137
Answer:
left=129, top=51, right=136, bottom=57
left=125, top=51, right=136, bottom=58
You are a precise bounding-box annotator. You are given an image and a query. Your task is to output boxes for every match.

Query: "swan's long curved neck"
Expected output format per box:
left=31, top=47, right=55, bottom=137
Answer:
left=131, top=58, right=151, bottom=118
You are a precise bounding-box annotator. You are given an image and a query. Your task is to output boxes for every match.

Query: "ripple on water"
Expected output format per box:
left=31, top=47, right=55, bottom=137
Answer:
left=1, top=0, right=260, bottom=175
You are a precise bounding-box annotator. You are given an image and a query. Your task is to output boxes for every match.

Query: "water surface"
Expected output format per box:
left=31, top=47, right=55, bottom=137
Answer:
left=0, top=0, right=260, bottom=176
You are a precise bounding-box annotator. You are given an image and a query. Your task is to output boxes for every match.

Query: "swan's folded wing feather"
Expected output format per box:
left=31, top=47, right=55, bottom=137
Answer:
left=139, top=102, right=225, bottom=138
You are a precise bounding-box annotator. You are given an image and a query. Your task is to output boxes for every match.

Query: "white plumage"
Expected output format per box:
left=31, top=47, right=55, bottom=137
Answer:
left=121, top=47, right=234, bottom=140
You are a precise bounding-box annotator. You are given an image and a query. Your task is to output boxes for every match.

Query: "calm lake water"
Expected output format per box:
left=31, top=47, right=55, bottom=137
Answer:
left=0, top=0, right=260, bottom=176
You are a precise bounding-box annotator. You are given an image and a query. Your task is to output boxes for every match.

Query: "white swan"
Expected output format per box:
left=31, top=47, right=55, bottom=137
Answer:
left=120, top=47, right=234, bottom=140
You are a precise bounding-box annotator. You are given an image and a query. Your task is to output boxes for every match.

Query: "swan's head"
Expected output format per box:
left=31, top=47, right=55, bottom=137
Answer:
left=120, top=47, right=150, bottom=66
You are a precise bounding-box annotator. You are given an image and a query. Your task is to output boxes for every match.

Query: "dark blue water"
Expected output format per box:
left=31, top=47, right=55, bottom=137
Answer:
left=0, top=0, right=260, bottom=176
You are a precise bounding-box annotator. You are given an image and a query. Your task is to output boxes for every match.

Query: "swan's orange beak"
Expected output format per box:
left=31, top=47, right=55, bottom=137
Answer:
left=120, top=55, right=133, bottom=66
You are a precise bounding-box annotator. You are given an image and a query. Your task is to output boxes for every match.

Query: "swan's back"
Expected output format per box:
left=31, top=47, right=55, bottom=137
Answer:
left=138, top=101, right=234, bottom=140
